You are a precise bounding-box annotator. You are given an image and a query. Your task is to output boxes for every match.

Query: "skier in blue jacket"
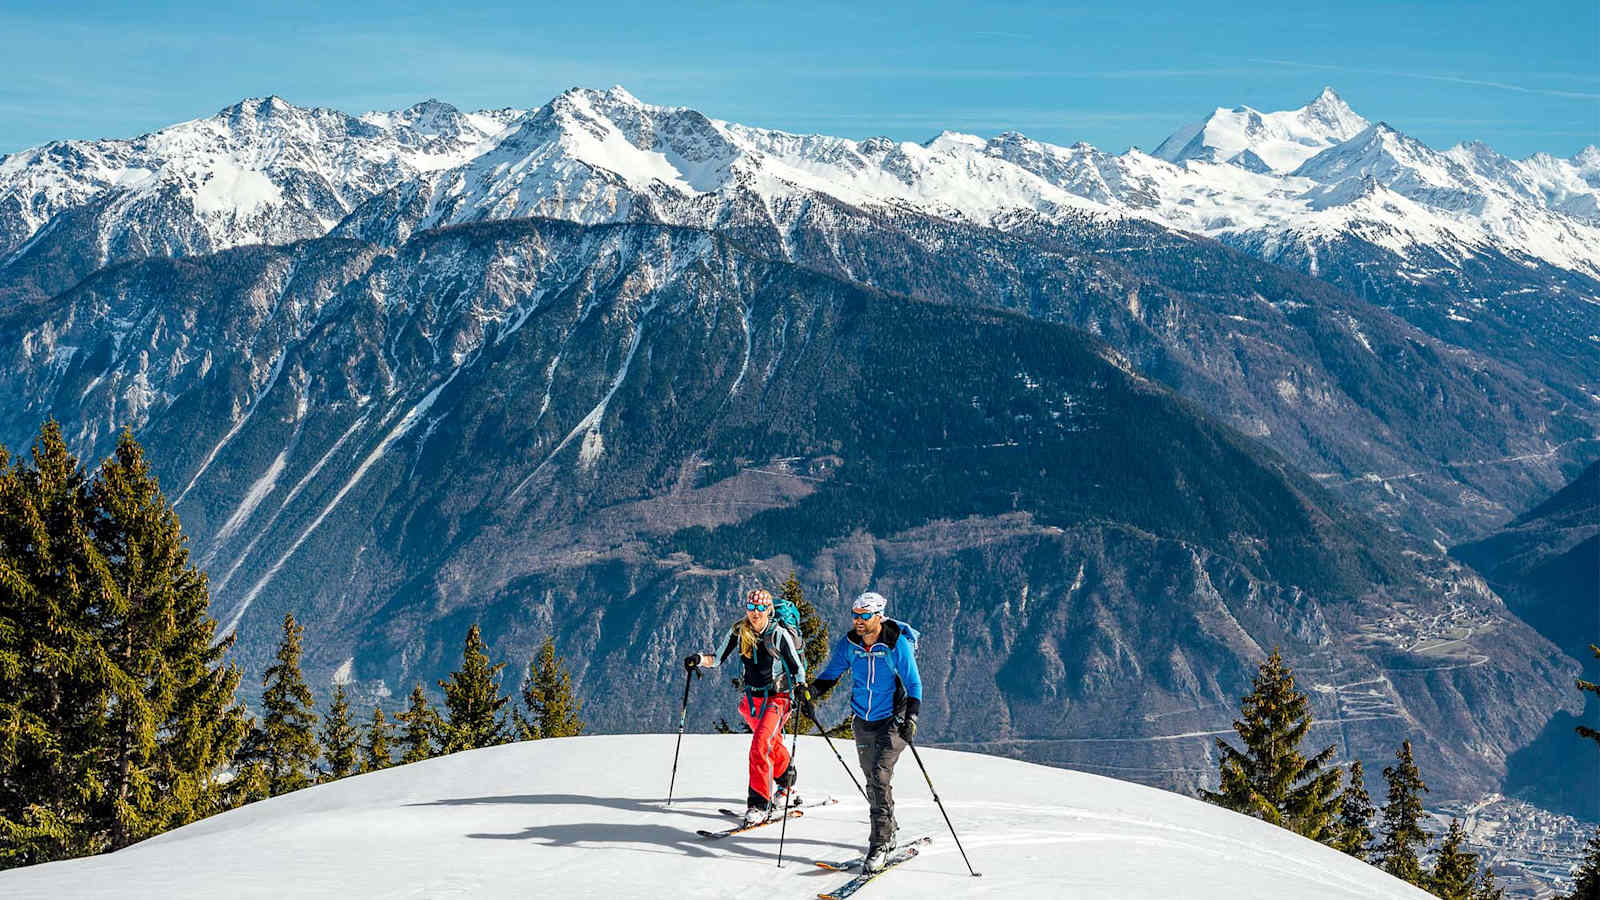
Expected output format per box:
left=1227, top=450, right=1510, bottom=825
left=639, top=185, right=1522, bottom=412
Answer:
left=803, top=591, right=922, bottom=873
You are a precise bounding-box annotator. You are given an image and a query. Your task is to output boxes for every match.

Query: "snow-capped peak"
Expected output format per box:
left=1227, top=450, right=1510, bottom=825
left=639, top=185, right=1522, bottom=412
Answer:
left=1153, top=86, right=1372, bottom=173
left=1301, top=86, right=1367, bottom=136
left=3, top=85, right=1596, bottom=292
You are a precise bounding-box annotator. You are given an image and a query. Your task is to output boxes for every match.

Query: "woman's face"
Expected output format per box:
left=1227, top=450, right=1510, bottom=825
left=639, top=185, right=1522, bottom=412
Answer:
left=746, top=601, right=771, bottom=630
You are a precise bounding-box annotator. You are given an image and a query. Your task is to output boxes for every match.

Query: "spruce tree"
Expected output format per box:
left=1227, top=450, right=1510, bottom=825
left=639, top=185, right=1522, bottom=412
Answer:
left=362, top=705, right=393, bottom=773
left=1376, top=740, right=1430, bottom=886
left=437, top=624, right=509, bottom=753
left=258, top=613, right=319, bottom=795
left=319, top=685, right=359, bottom=781
left=88, top=430, right=250, bottom=848
left=0, top=424, right=106, bottom=866
left=397, top=684, right=440, bottom=765
left=1473, top=865, right=1505, bottom=900
left=782, top=573, right=835, bottom=734
left=520, top=638, right=584, bottom=739
left=1200, top=649, right=1344, bottom=842
left=783, top=574, right=830, bottom=678
left=1333, top=760, right=1375, bottom=859
left=226, top=726, right=271, bottom=808
left=1578, top=645, right=1600, bottom=747
left=1566, top=826, right=1600, bottom=900
left=1427, top=819, right=1480, bottom=900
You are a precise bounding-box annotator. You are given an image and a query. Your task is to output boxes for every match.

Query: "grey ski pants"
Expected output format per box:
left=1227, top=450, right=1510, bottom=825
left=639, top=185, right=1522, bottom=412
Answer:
left=852, top=715, right=906, bottom=846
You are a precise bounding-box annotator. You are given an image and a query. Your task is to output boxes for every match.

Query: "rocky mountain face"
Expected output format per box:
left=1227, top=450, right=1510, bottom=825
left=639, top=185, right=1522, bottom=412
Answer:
left=0, top=216, right=1578, bottom=801
left=1453, top=460, right=1599, bottom=658
left=2, top=87, right=1594, bottom=544
left=1453, top=463, right=1599, bottom=818
left=0, top=88, right=1594, bottom=803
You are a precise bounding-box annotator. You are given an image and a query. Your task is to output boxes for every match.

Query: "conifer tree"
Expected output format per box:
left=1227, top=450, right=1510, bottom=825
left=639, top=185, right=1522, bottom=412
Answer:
left=1472, top=866, right=1505, bottom=900
left=783, top=574, right=830, bottom=679
left=1427, top=819, right=1481, bottom=900
left=782, top=573, right=835, bottom=734
left=362, top=705, right=393, bottom=773
left=520, top=638, right=584, bottom=739
left=1201, top=649, right=1344, bottom=842
left=0, top=424, right=106, bottom=866
left=258, top=613, right=319, bottom=795
left=1376, top=740, right=1430, bottom=886
left=88, top=430, right=249, bottom=848
left=437, top=624, right=509, bottom=753
left=1333, top=760, right=1375, bottom=859
left=511, top=706, right=538, bottom=742
left=225, top=728, right=271, bottom=808
left=1566, top=826, right=1600, bottom=900
left=397, top=684, right=441, bottom=764
left=1578, top=645, right=1600, bottom=747
left=319, top=685, right=359, bottom=781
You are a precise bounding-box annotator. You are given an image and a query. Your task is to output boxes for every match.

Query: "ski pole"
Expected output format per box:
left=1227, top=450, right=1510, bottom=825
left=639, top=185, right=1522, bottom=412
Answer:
left=805, top=709, right=868, bottom=802
left=666, top=664, right=700, bottom=806
left=906, top=739, right=981, bottom=877
left=776, top=698, right=802, bottom=867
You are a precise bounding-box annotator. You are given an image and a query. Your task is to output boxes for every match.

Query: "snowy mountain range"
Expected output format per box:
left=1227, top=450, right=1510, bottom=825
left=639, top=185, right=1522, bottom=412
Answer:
left=0, top=87, right=1592, bottom=811
left=3, top=86, right=1595, bottom=282
left=0, top=734, right=1438, bottom=899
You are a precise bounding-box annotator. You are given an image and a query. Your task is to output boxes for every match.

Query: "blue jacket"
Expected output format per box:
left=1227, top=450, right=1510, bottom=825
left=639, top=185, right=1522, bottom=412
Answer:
left=815, top=619, right=922, bottom=723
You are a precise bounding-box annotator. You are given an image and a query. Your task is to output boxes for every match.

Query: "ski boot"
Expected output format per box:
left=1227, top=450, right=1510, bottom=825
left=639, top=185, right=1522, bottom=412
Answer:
left=742, top=804, right=770, bottom=826
left=862, top=843, right=890, bottom=873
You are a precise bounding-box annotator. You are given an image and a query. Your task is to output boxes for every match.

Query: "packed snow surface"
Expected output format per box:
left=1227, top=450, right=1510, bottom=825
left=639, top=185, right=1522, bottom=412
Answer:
left=0, top=734, right=1432, bottom=899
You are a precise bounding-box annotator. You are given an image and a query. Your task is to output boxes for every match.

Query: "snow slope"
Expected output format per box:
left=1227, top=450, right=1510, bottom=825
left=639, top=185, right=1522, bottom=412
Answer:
left=0, top=735, right=1432, bottom=899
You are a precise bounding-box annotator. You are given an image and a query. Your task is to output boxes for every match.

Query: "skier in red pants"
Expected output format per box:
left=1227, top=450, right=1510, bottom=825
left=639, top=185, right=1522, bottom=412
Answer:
left=686, top=588, right=809, bottom=825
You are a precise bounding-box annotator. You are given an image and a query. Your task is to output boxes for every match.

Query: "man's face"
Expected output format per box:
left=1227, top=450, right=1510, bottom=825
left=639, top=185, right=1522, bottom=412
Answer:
left=851, top=609, right=881, bottom=636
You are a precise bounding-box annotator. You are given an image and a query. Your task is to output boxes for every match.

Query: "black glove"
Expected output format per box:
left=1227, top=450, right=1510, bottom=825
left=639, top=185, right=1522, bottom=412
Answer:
left=897, top=712, right=918, bottom=743
left=795, top=683, right=817, bottom=721
left=684, top=654, right=701, bottom=672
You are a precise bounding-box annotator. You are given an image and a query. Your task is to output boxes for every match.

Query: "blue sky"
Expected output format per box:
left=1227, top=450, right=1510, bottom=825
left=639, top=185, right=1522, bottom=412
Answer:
left=2, top=0, right=1596, bottom=158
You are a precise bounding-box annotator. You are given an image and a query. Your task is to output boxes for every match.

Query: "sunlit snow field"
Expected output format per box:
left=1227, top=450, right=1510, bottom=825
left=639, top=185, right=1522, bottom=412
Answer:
left=0, top=734, right=1434, bottom=899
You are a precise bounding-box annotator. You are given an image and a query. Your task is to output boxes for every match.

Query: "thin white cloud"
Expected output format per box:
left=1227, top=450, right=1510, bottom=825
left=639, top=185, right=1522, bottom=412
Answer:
left=1251, top=58, right=1600, bottom=101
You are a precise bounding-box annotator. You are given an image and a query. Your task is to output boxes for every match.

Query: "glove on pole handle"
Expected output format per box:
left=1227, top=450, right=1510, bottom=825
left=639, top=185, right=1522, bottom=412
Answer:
left=666, top=666, right=698, bottom=806
left=776, top=697, right=802, bottom=867
left=806, top=709, right=869, bottom=802
left=906, top=739, right=981, bottom=877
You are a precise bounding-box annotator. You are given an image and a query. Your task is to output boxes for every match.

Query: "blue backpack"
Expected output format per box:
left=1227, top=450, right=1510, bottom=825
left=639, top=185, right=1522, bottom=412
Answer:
left=772, top=593, right=803, bottom=636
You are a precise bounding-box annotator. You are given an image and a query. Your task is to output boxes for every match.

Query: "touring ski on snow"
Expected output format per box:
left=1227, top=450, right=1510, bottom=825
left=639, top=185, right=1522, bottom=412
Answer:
left=813, top=836, right=932, bottom=872
left=696, top=808, right=804, bottom=839
left=817, top=844, right=926, bottom=898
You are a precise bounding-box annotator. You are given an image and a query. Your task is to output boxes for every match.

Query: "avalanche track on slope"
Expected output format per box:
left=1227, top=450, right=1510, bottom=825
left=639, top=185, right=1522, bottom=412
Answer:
left=0, top=735, right=1433, bottom=899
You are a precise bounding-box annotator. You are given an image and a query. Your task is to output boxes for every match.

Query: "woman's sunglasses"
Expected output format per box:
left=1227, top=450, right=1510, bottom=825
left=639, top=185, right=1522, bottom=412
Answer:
left=746, top=602, right=772, bottom=612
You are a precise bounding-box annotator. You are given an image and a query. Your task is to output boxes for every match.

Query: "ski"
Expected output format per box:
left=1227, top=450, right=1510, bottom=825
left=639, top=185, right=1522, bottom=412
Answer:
left=814, top=836, right=932, bottom=872
left=817, top=845, right=925, bottom=899
left=696, top=809, right=803, bottom=839
left=717, top=795, right=837, bottom=819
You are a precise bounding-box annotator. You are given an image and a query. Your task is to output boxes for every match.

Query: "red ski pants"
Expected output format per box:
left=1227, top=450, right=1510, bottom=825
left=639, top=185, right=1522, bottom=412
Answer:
left=738, top=693, right=792, bottom=804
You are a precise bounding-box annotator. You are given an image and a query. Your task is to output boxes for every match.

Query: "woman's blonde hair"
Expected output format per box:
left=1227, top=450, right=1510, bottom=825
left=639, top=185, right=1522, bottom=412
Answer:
left=737, top=619, right=759, bottom=659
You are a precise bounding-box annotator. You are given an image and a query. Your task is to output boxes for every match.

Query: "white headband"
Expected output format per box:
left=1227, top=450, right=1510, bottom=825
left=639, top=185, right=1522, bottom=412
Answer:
left=852, top=591, right=887, bottom=615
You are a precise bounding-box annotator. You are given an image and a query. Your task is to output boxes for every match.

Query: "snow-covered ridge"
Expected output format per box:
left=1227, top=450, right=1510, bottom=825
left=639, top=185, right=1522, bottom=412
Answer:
left=2, top=85, right=1597, bottom=280
left=1154, top=86, right=1373, bottom=172
left=0, top=96, right=520, bottom=263
left=0, top=734, right=1435, bottom=899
